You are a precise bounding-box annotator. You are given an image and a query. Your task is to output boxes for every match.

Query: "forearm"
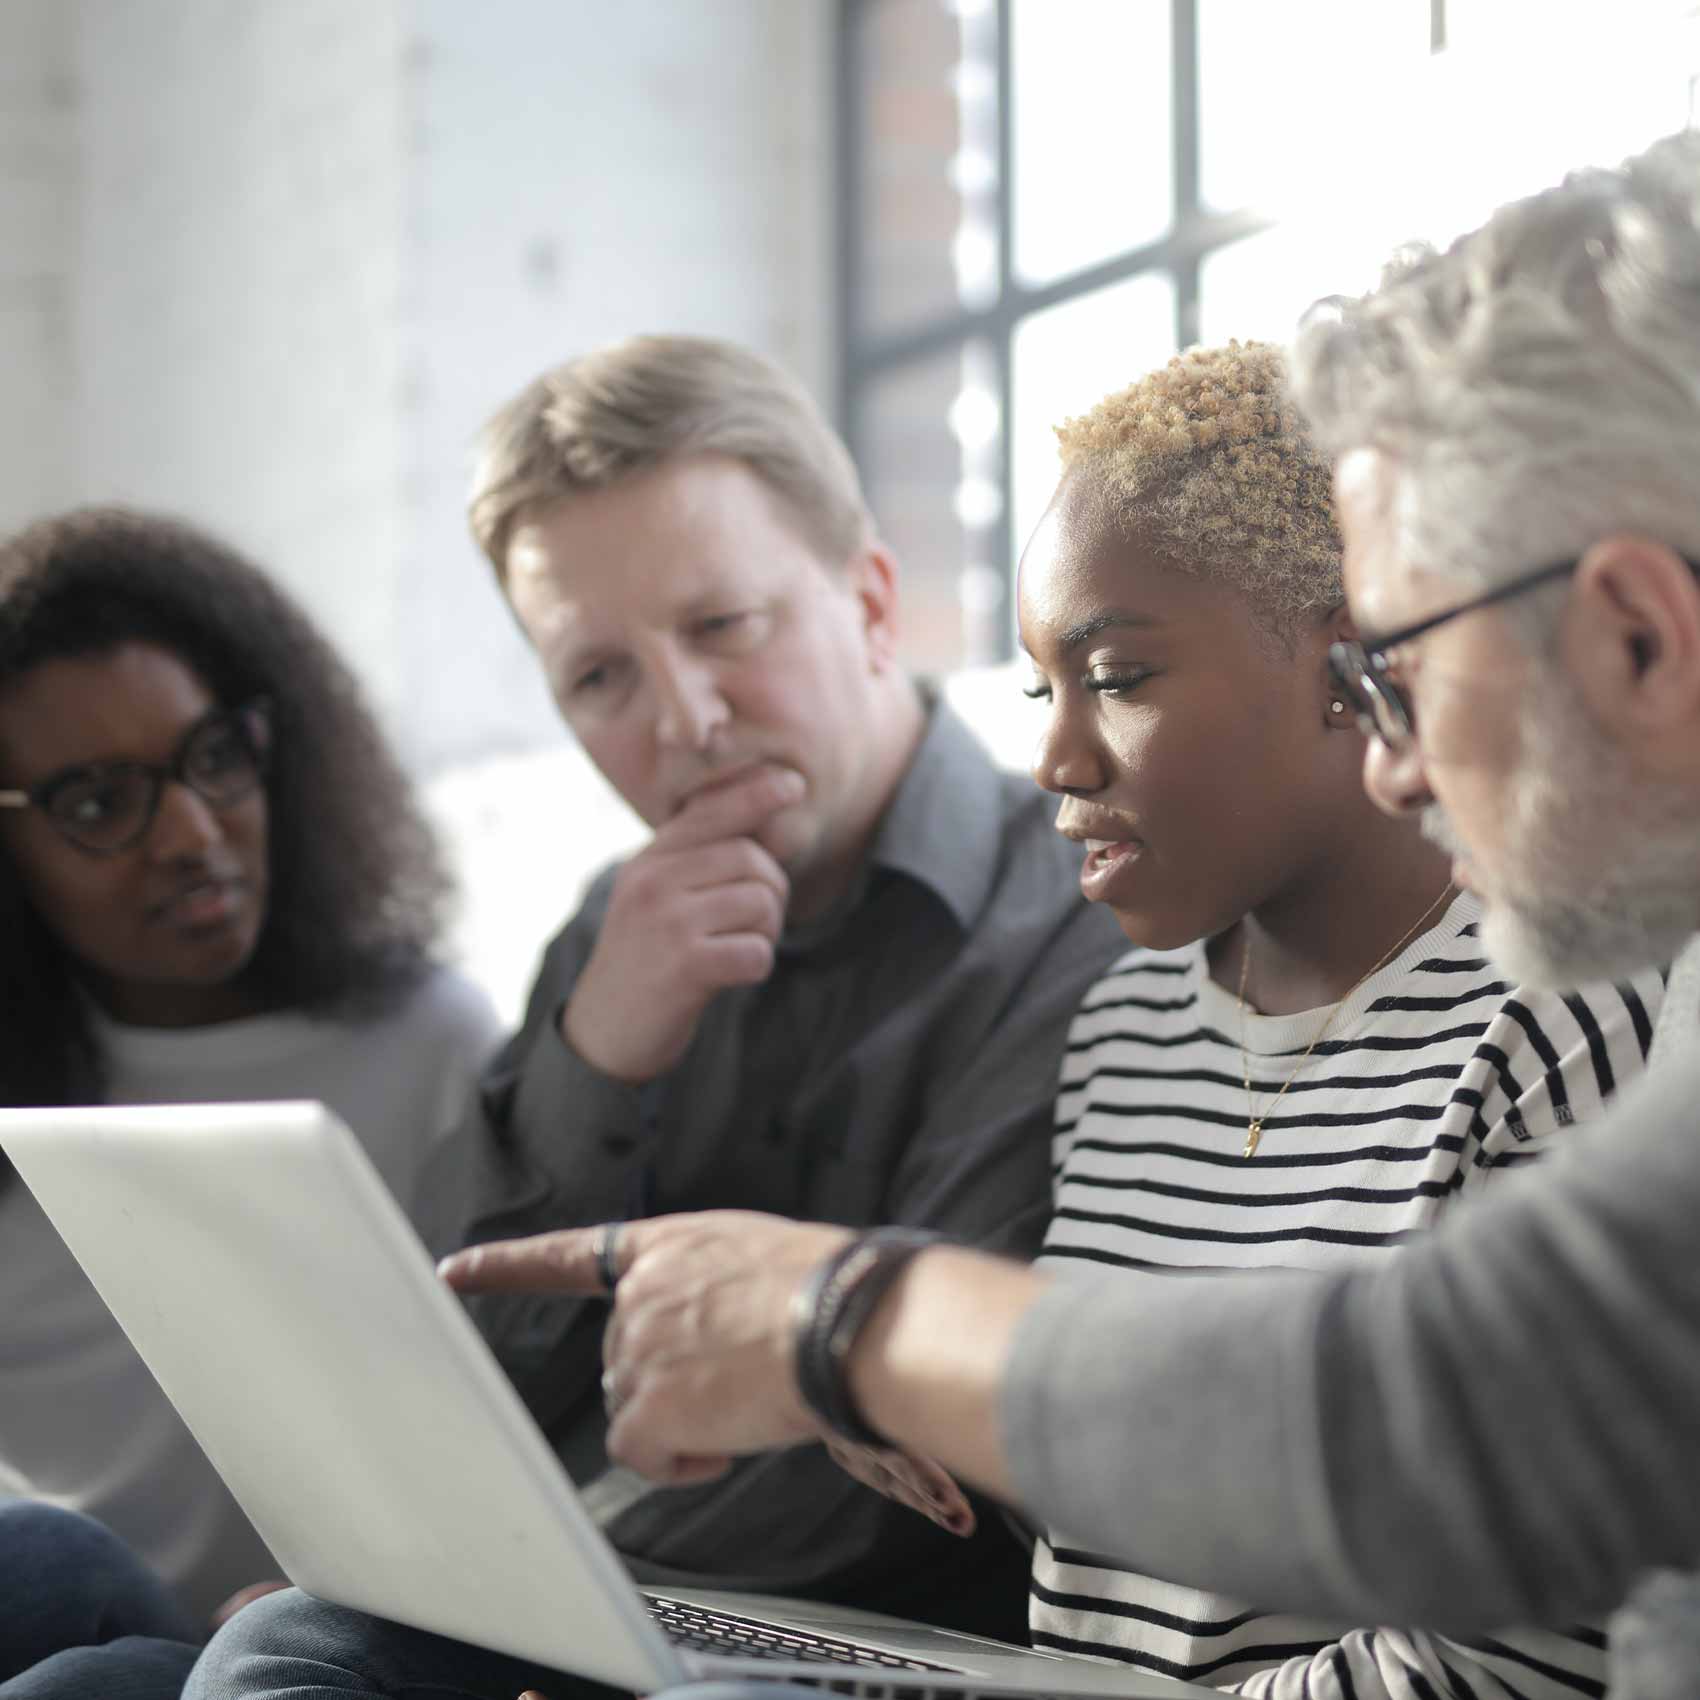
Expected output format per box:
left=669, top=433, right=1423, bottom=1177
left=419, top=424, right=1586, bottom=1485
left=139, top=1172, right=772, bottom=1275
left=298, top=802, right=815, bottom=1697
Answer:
left=1003, top=1060, right=1700, bottom=1632
left=846, top=1246, right=1046, bottom=1503
left=843, top=1063, right=1700, bottom=1638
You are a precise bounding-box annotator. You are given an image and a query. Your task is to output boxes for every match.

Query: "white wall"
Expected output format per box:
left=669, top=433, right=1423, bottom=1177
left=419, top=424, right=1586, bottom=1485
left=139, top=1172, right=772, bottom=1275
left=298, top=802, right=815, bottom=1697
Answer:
left=0, top=0, right=76, bottom=532
left=73, top=0, right=410, bottom=710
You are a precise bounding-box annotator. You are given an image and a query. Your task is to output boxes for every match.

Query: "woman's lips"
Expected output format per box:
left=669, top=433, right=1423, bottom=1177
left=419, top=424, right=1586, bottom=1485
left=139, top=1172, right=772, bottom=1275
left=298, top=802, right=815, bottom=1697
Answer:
left=1079, top=839, right=1142, bottom=904
left=159, top=880, right=244, bottom=929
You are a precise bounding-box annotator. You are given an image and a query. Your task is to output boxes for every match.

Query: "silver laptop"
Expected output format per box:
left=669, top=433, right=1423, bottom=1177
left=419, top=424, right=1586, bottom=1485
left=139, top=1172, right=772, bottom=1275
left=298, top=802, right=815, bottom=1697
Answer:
left=0, top=1101, right=1211, bottom=1698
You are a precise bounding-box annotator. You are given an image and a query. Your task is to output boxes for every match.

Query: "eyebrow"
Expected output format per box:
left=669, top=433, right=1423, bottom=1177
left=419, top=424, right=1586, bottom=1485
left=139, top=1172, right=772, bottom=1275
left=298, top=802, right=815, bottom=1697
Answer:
left=1056, top=611, right=1158, bottom=653
left=18, top=706, right=230, bottom=792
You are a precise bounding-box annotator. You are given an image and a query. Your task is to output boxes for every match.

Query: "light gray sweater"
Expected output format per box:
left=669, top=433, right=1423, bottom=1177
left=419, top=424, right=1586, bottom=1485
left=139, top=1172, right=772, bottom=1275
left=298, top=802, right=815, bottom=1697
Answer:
left=1004, top=1044, right=1700, bottom=1637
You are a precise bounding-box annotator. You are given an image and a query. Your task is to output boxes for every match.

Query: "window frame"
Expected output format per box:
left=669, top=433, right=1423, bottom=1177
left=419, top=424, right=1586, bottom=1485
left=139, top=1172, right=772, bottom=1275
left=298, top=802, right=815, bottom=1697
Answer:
left=834, top=0, right=1446, bottom=663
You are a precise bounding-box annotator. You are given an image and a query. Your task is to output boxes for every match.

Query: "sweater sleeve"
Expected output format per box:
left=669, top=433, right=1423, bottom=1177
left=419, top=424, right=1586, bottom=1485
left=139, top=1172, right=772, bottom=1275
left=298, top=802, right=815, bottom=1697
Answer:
left=1004, top=1054, right=1700, bottom=1635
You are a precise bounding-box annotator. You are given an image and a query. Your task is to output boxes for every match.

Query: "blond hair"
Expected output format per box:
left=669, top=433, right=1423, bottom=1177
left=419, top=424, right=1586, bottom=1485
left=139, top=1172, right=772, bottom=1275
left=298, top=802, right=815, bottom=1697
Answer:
left=1056, top=340, right=1342, bottom=631
left=469, top=335, right=871, bottom=577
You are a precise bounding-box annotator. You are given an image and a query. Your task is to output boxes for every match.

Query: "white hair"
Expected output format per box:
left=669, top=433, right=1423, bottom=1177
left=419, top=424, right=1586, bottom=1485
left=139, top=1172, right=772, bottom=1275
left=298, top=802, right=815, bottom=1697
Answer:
left=1290, top=129, right=1700, bottom=622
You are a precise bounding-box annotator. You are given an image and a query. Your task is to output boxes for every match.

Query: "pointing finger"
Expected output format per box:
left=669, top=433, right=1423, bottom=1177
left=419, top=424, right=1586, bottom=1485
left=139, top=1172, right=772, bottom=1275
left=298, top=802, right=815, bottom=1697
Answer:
left=439, top=1225, right=632, bottom=1295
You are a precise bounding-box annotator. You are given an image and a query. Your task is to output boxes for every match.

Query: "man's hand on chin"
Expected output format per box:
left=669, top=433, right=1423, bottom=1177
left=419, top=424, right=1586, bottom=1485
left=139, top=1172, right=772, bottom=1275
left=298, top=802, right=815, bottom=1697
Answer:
left=561, top=765, right=801, bottom=1083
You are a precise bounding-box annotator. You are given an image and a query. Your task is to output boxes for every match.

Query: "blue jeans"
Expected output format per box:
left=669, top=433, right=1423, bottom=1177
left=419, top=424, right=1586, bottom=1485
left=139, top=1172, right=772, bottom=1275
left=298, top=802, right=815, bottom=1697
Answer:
left=0, top=1500, right=202, bottom=1699
left=184, top=1588, right=607, bottom=1700
left=185, top=1588, right=821, bottom=1700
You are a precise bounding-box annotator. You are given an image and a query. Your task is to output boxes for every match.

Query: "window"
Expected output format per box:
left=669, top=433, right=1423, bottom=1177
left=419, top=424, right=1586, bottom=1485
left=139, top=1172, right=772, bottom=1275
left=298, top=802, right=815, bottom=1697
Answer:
left=838, top=0, right=1441, bottom=672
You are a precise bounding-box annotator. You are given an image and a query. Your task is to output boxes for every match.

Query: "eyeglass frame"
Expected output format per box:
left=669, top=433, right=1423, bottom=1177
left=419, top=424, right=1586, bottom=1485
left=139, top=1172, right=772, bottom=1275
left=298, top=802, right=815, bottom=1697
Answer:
left=0, top=698, right=274, bottom=855
left=1327, top=556, right=1591, bottom=752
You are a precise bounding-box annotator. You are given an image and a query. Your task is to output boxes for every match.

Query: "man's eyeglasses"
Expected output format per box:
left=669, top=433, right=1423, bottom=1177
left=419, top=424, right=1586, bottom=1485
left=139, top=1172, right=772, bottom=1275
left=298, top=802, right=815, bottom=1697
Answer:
left=1327, top=557, right=1584, bottom=752
left=0, top=700, right=273, bottom=854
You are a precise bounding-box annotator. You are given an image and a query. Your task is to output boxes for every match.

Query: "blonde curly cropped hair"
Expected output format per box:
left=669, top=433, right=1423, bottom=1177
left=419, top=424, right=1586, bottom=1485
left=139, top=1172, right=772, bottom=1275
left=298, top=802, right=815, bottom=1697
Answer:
left=1055, top=340, right=1342, bottom=633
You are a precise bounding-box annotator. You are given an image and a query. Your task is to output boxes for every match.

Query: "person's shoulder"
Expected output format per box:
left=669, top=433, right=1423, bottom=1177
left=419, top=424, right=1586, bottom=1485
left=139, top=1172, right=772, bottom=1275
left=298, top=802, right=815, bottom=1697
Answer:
left=337, top=967, right=502, bottom=1072
left=1485, top=962, right=1667, bottom=1057
left=1465, top=964, right=1668, bottom=1143
left=548, top=858, right=627, bottom=943
left=519, top=858, right=631, bottom=981
left=393, top=964, right=503, bottom=1048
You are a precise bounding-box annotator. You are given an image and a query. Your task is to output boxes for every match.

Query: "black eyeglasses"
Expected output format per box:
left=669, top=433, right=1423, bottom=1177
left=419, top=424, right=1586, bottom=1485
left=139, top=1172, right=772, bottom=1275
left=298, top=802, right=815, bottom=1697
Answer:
left=0, top=700, right=273, bottom=854
left=1327, top=558, right=1585, bottom=752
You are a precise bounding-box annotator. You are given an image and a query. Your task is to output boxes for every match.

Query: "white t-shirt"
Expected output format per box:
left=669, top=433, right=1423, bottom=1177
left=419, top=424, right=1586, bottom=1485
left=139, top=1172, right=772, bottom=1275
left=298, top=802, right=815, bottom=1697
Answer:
left=0, top=966, right=501, bottom=1622
left=1034, top=894, right=1665, bottom=1699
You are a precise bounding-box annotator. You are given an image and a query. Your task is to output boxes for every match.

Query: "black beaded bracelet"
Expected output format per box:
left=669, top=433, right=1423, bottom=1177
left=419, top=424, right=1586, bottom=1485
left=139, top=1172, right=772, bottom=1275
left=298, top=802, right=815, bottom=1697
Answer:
left=791, top=1227, right=941, bottom=1448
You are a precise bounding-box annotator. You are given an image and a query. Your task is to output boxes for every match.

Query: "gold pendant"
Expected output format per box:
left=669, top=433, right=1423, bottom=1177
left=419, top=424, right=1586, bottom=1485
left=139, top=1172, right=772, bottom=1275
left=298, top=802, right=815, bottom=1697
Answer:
left=1243, top=1120, right=1262, bottom=1159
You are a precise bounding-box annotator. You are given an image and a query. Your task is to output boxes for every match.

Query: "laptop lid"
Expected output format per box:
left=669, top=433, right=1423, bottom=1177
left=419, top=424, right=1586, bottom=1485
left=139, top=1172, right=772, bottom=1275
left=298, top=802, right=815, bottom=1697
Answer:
left=0, top=1100, right=686, bottom=1691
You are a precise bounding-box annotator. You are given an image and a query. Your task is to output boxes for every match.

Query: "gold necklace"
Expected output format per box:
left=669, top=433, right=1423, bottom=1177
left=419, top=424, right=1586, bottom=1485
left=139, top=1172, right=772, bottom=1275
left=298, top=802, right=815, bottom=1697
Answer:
left=1237, top=885, right=1455, bottom=1159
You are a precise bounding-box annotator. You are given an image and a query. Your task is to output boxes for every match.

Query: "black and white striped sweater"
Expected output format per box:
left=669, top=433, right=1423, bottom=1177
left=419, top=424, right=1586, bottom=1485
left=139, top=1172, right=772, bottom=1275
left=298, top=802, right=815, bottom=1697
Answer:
left=1034, top=892, right=1665, bottom=1700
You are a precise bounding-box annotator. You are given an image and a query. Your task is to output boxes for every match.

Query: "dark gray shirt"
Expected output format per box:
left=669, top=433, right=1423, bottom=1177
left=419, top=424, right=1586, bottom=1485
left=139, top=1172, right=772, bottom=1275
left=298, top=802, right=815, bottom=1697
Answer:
left=424, top=700, right=1126, bottom=1635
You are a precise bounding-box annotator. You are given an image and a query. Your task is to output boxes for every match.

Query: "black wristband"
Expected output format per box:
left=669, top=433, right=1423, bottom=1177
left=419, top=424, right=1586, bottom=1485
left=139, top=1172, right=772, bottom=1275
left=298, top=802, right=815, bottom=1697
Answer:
left=791, top=1227, right=941, bottom=1447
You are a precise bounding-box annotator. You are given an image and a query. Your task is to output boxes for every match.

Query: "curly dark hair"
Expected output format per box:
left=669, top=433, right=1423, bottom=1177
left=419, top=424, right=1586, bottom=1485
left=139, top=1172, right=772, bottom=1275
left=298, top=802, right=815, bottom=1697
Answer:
left=0, top=507, right=453, bottom=1135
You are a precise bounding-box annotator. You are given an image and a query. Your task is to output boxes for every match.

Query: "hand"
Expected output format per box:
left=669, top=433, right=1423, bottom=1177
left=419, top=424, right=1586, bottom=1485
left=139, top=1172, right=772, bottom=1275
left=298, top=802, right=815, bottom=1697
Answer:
left=562, top=766, right=800, bottom=1083
left=209, top=1578, right=289, bottom=1631
left=442, top=1211, right=852, bottom=1481
left=824, top=1436, right=976, bottom=1537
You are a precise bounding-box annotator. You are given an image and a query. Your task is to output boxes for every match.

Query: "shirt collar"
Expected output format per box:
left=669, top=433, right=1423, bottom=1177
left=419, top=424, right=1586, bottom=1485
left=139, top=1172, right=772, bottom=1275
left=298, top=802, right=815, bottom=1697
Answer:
left=868, top=689, right=1008, bottom=933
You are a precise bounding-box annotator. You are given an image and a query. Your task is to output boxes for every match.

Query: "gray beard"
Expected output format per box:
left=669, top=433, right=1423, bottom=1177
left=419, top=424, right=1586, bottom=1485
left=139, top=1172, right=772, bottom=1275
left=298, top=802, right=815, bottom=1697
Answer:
left=1420, top=704, right=1700, bottom=989
left=1480, top=881, right=1700, bottom=988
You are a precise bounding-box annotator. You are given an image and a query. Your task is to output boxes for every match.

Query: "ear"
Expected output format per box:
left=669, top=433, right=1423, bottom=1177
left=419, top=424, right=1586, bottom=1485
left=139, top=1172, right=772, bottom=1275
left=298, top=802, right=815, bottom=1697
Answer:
left=1311, top=602, right=1358, bottom=731
left=844, top=539, right=903, bottom=673
left=1565, top=536, right=1700, bottom=745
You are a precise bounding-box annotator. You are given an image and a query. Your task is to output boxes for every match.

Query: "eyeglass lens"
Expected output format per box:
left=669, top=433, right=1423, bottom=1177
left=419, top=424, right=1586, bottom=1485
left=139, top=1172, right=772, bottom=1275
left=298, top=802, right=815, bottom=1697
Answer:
left=1330, top=644, right=1415, bottom=749
left=44, top=711, right=267, bottom=851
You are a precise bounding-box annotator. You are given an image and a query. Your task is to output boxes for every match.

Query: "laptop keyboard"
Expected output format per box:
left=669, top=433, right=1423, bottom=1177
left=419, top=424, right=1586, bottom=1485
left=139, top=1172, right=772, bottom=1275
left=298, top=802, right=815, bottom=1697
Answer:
left=646, top=1594, right=960, bottom=1672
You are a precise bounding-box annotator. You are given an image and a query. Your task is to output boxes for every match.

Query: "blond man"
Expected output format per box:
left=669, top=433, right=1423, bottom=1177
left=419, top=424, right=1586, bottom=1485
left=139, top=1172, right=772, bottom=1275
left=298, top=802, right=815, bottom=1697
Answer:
left=407, top=335, right=1125, bottom=1631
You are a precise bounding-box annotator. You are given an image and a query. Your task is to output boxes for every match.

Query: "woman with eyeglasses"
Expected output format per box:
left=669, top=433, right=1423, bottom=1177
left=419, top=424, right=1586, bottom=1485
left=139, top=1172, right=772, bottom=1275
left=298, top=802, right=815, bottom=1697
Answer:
left=0, top=508, right=501, bottom=1690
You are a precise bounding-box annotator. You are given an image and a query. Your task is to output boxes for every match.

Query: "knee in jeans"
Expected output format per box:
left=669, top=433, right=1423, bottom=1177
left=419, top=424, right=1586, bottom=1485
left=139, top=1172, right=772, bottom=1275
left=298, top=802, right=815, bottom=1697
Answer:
left=183, top=1587, right=311, bottom=1696
left=0, top=1501, right=137, bottom=1585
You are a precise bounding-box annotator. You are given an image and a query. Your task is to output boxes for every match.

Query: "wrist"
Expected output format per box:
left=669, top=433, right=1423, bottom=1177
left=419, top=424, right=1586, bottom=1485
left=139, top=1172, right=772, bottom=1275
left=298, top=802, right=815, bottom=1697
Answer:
left=560, top=996, right=659, bottom=1086
left=791, top=1229, right=942, bottom=1447
left=840, top=1245, right=1045, bottom=1502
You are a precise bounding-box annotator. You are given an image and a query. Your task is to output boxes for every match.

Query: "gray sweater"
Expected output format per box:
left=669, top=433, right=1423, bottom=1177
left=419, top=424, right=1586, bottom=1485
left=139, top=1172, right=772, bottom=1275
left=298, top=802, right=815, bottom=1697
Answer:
left=1004, top=1045, right=1700, bottom=1637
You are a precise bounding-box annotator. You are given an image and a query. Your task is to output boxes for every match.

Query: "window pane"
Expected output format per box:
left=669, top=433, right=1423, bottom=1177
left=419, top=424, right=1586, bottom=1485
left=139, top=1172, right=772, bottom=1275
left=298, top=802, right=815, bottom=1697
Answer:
left=1199, top=0, right=1430, bottom=215
left=1011, top=0, right=1171, bottom=286
left=860, top=341, right=1006, bottom=674
left=1197, top=223, right=1385, bottom=349
left=853, top=0, right=1000, bottom=340
left=1010, top=274, right=1175, bottom=576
